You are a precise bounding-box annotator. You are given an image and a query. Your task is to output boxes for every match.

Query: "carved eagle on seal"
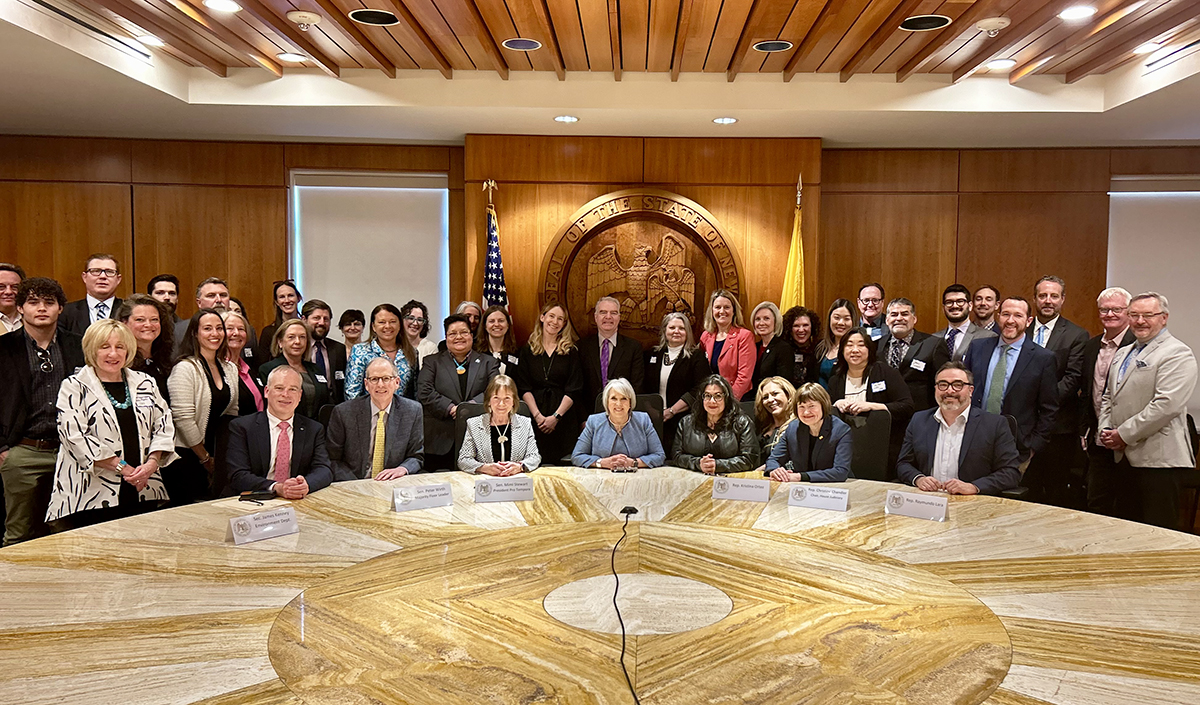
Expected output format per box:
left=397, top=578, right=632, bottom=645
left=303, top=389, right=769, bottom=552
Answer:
left=585, top=233, right=696, bottom=326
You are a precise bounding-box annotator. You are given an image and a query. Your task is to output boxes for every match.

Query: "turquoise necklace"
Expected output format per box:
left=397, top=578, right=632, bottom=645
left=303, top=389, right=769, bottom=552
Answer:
left=104, top=374, right=132, bottom=410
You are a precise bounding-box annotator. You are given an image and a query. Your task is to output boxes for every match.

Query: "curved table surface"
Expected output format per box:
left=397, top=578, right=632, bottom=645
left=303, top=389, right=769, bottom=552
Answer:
left=1, top=467, right=1199, bottom=704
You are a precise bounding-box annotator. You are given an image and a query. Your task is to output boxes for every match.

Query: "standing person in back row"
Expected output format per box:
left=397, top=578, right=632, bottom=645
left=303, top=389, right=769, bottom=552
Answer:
left=516, top=303, right=583, bottom=464
left=60, top=254, right=124, bottom=336
left=700, top=290, right=755, bottom=401
left=579, top=297, right=644, bottom=411
left=935, top=284, right=996, bottom=362
left=856, top=283, right=886, bottom=341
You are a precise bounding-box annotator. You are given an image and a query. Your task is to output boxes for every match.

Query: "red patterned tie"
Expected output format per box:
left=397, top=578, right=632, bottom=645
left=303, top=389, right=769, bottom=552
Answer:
left=273, top=421, right=291, bottom=483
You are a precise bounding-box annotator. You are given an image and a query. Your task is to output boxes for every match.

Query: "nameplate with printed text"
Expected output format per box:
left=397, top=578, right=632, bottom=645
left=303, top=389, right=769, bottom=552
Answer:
left=475, top=476, right=535, bottom=503
left=884, top=490, right=948, bottom=522
left=787, top=484, right=850, bottom=512
left=227, top=506, right=298, bottom=545
left=711, top=477, right=770, bottom=503
left=393, top=483, right=454, bottom=512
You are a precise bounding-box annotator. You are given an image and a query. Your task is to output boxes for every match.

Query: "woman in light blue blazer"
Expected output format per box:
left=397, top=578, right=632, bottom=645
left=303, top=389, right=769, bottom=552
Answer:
left=572, top=378, right=666, bottom=469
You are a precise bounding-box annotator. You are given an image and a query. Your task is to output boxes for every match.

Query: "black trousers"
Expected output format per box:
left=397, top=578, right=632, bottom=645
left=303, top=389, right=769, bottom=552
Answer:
left=1024, top=433, right=1086, bottom=509
left=1087, top=444, right=1187, bottom=531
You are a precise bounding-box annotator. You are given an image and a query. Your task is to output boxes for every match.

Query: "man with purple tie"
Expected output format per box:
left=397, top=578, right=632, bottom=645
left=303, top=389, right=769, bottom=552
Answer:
left=579, top=297, right=644, bottom=412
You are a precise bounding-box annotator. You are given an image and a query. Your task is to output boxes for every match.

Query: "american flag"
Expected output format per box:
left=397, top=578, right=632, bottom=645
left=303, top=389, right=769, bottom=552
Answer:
left=482, top=203, right=508, bottom=309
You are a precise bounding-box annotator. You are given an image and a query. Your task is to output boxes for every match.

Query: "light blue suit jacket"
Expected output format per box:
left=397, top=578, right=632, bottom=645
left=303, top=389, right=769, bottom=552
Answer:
left=572, top=411, right=665, bottom=468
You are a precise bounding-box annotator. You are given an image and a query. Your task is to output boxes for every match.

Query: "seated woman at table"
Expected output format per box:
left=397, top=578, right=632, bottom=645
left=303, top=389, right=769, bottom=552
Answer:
left=672, top=375, right=758, bottom=475
left=766, top=383, right=852, bottom=483
left=459, top=375, right=540, bottom=476
left=46, top=319, right=176, bottom=529
left=752, top=376, right=796, bottom=473
left=573, top=378, right=666, bottom=470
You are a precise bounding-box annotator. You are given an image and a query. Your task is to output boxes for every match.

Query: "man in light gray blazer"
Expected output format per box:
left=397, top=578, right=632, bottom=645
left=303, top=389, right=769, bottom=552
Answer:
left=933, top=284, right=997, bottom=362
left=1097, top=292, right=1197, bottom=530
left=417, top=314, right=499, bottom=470
left=327, top=357, right=424, bottom=481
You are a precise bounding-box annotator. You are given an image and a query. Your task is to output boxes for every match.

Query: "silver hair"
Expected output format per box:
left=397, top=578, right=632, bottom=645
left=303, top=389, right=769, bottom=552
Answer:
left=365, top=355, right=399, bottom=377
left=265, top=365, right=302, bottom=387
left=1131, top=291, right=1170, bottom=315
left=595, top=296, right=621, bottom=310
left=219, top=309, right=249, bottom=329
left=750, top=301, right=783, bottom=338
left=602, top=377, right=637, bottom=415
left=455, top=301, right=482, bottom=315
left=1096, top=287, right=1132, bottom=306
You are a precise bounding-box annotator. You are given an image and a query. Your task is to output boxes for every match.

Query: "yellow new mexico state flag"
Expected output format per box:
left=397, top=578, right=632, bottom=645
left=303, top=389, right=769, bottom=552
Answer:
left=780, top=175, right=805, bottom=309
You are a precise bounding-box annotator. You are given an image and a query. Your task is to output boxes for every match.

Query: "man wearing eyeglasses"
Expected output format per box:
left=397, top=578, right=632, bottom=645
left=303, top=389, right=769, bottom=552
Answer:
left=1080, top=288, right=1136, bottom=511
left=934, top=284, right=996, bottom=362
left=856, top=283, right=886, bottom=341
left=327, top=357, right=425, bottom=481
left=59, top=254, right=124, bottom=336
left=1096, top=292, right=1197, bottom=530
left=0, top=278, right=86, bottom=544
left=897, top=362, right=1020, bottom=495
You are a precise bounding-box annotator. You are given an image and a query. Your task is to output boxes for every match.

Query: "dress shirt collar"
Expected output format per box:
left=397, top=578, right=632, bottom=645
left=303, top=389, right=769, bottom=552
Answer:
left=86, top=294, right=116, bottom=311
left=949, top=319, right=971, bottom=334
left=599, top=332, right=619, bottom=348
left=934, top=405, right=970, bottom=430
left=999, top=335, right=1025, bottom=352
left=1102, top=326, right=1130, bottom=346
left=892, top=331, right=914, bottom=345
left=267, top=410, right=295, bottom=431
left=371, top=398, right=391, bottom=417
left=0, top=309, right=20, bottom=330
left=1035, top=316, right=1059, bottom=336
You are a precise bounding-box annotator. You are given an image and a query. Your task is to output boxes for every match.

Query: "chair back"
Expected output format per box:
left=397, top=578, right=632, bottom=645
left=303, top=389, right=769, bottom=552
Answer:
left=836, top=408, right=891, bottom=481
left=589, top=394, right=667, bottom=449
left=999, top=414, right=1031, bottom=500
left=453, top=401, right=531, bottom=463
left=317, top=404, right=335, bottom=428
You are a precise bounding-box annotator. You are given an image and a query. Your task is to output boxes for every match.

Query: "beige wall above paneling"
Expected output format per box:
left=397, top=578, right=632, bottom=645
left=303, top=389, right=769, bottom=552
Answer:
left=131, top=141, right=286, bottom=186
left=823, top=150, right=958, bottom=193
left=959, top=149, right=1112, bottom=193
left=465, top=135, right=645, bottom=183
left=0, top=136, right=131, bottom=183
left=1110, top=147, right=1200, bottom=175
left=643, top=138, right=821, bottom=185
left=284, top=144, right=452, bottom=174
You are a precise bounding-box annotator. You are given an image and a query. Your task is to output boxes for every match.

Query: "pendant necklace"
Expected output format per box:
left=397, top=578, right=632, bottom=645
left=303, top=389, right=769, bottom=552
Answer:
left=496, top=423, right=510, bottom=462
left=455, top=357, right=468, bottom=375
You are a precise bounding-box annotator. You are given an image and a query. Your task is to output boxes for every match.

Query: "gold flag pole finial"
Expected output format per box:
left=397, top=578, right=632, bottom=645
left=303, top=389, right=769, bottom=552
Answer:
left=796, top=171, right=803, bottom=207
left=483, top=179, right=498, bottom=205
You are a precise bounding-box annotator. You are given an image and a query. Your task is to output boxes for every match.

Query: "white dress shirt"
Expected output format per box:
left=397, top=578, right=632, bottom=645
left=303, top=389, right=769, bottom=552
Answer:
left=1033, top=316, right=1059, bottom=347
left=931, top=406, right=970, bottom=485
left=267, top=411, right=296, bottom=481
left=0, top=310, right=20, bottom=334
left=658, top=345, right=684, bottom=403
left=86, top=294, right=117, bottom=324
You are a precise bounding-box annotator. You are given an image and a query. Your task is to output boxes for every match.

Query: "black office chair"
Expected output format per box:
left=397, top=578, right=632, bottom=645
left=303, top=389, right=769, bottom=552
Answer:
left=836, top=408, right=891, bottom=481
left=999, top=414, right=1030, bottom=501
left=317, top=404, right=335, bottom=428
left=452, top=401, right=531, bottom=466
left=1184, top=415, right=1200, bottom=533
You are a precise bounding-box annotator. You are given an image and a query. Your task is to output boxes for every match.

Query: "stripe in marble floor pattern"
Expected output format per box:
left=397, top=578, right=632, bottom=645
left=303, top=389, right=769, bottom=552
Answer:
left=661, top=477, right=782, bottom=527
left=915, top=550, right=1200, bottom=594
left=190, top=678, right=301, bottom=704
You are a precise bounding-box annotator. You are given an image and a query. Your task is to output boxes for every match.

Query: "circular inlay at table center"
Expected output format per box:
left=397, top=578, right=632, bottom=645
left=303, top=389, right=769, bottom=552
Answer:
left=268, top=521, right=1011, bottom=704
left=543, top=573, right=733, bottom=635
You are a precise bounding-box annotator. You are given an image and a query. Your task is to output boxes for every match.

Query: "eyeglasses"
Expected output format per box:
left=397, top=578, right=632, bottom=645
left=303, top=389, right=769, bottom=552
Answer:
left=1129, top=312, right=1166, bottom=321
left=702, top=393, right=726, bottom=402
left=934, top=380, right=972, bottom=391
left=404, top=315, right=426, bottom=324
left=34, top=347, right=53, bottom=373
left=85, top=268, right=118, bottom=277
left=858, top=298, right=882, bottom=305
left=365, top=376, right=397, bottom=384
left=446, top=331, right=472, bottom=339
left=1098, top=307, right=1127, bottom=315
left=943, top=299, right=969, bottom=308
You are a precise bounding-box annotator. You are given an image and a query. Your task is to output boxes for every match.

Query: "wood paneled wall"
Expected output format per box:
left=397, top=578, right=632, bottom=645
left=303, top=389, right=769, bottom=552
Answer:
left=0, top=136, right=464, bottom=331
left=464, top=135, right=821, bottom=340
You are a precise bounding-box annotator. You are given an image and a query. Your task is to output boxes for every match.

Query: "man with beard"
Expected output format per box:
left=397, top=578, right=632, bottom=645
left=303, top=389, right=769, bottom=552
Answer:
left=303, top=299, right=346, bottom=404
left=934, top=284, right=996, bottom=362
left=147, top=274, right=182, bottom=325
left=972, top=285, right=1000, bottom=332
left=878, top=297, right=950, bottom=412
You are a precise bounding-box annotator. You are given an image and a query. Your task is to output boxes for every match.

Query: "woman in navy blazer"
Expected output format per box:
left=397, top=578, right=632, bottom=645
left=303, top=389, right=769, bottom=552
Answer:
left=766, top=383, right=853, bottom=483
left=572, top=378, right=665, bottom=469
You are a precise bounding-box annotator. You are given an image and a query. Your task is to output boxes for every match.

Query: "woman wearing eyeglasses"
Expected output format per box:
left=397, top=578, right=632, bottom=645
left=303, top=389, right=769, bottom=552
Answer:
left=672, top=374, right=758, bottom=474
left=401, top=299, right=439, bottom=367
left=417, top=314, right=499, bottom=471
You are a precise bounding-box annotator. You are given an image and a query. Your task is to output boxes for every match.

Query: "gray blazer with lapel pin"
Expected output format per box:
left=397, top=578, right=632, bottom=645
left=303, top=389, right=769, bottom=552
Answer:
left=326, top=395, right=425, bottom=480
left=417, top=350, right=500, bottom=457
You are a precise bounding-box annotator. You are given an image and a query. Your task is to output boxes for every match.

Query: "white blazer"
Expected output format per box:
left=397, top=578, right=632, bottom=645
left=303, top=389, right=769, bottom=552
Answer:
left=458, top=413, right=540, bottom=473
left=47, top=367, right=177, bottom=522
left=167, top=357, right=239, bottom=448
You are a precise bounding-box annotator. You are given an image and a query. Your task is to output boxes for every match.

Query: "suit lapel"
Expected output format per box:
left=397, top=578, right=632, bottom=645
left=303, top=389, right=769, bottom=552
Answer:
left=1008, top=341, right=1034, bottom=389
left=253, top=414, right=271, bottom=475
left=796, top=423, right=812, bottom=471
left=465, top=354, right=482, bottom=399
left=957, top=411, right=981, bottom=467
left=79, top=366, right=119, bottom=434
left=291, top=418, right=307, bottom=475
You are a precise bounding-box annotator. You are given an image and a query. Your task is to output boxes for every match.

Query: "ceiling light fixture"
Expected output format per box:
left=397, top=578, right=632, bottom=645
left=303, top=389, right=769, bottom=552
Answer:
left=502, top=38, right=542, bottom=51
left=137, top=35, right=164, bottom=48
left=348, top=9, right=399, bottom=26
left=975, top=17, right=1011, bottom=38
left=713, top=117, right=737, bottom=125
left=202, top=0, right=241, bottom=12
left=1058, top=5, right=1097, bottom=20
left=900, top=15, right=952, bottom=32
left=985, top=58, right=1017, bottom=71
left=554, top=115, right=579, bottom=123
left=1134, top=42, right=1162, bottom=54
left=752, top=40, right=794, bottom=53
left=277, top=52, right=307, bottom=62
left=286, top=11, right=321, bottom=31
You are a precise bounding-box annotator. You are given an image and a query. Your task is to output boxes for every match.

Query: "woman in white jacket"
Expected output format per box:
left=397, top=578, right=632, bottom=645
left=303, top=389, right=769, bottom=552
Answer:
left=47, top=320, right=176, bottom=528
left=458, top=375, right=540, bottom=475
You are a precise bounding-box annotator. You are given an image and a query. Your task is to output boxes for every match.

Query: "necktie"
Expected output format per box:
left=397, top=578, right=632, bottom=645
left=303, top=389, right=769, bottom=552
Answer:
left=1118, top=344, right=1143, bottom=385
left=1035, top=325, right=1047, bottom=346
left=314, top=340, right=328, bottom=379
left=94, top=301, right=108, bottom=323
left=986, top=344, right=1011, bottom=414
left=600, top=338, right=611, bottom=387
left=946, top=328, right=960, bottom=357
left=273, top=421, right=291, bottom=483
left=371, top=410, right=387, bottom=478
left=888, top=339, right=905, bottom=369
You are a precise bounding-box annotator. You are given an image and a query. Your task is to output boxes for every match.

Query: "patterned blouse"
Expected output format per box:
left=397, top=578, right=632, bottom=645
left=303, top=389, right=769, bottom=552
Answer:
left=344, top=339, right=416, bottom=400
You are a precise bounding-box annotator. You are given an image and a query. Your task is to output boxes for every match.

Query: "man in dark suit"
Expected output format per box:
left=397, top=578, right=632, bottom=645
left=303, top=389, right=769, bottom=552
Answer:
left=417, top=314, right=498, bottom=470
left=303, top=299, right=347, bottom=404
left=966, top=296, right=1058, bottom=469
left=225, top=366, right=333, bottom=498
left=59, top=253, right=123, bottom=336
left=897, top=361, right=1021, bottom=495
left=0, top=278, right=85, bottom=544
left=579, top=296, right=644, bottom=410
left=1022, top=275, right=1091, bottom=507
left=933, top=284, right=996, bottom=361
left=879, top=297, right=950, bottom=412
left=1080, top=288, right=1137, bottom=505
left=328, top=357, right=424, bottom=481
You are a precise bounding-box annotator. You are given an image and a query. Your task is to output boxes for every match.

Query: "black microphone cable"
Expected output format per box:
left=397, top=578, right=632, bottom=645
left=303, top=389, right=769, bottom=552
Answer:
left=612, top=507, right=641, bottom=704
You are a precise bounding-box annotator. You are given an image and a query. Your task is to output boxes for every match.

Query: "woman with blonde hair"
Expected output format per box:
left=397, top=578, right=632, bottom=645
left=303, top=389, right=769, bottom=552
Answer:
left=458, top=374, right=540, bottom=475
left=515, top=302, right=583, bottom=463
left=257, top=318, right=329, bottom=419
left=643, top=311, right=709, bottom=451
left=766, top=383, right=853, bottom=483
left=700, top=289, right=756, bottom=400
left=752, top=376, right=796, bottom=473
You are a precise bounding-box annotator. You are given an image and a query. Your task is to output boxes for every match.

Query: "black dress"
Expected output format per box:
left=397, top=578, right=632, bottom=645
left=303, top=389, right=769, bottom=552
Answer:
left=515, top=344, right=584, bottom=464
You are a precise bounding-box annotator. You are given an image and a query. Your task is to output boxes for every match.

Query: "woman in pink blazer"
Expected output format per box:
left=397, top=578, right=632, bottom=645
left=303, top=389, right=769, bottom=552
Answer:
left=699, top=289, right=757, bottom=400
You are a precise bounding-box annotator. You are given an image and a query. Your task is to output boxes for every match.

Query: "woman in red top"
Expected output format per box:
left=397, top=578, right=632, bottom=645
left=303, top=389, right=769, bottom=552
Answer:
left=699, top=289, right=756, bottom=400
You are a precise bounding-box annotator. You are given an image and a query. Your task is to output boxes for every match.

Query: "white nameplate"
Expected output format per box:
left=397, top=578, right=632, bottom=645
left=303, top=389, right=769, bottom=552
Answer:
left=393, top=482, right=454, bottom=512
left=712, top=477, right=770, bottom=503
left=475, top=476, right=535, bottom=503
left=884, top=489, right=948, bottom=522
left=910, top=359, right=926, bottom=372
left=228, top=506, right=298, bottom=545
left=787, top=484, right=850, bottom=512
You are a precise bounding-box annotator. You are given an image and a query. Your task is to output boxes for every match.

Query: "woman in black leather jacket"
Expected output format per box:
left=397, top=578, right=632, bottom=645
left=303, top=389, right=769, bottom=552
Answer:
left=671, top=374, right=758, bottom=474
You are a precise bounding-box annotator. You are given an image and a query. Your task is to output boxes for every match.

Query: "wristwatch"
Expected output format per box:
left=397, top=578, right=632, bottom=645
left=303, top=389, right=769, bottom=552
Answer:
left=553, top=412, right=563, bottom=419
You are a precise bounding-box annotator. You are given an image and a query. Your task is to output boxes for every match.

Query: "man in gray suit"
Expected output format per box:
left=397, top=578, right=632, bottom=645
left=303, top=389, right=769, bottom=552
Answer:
left=934, top=284, right=996, bottom=362
left=1097, top=292, right=1198, bottom=530
left=418, top=314, right=500, bottom=470
left=327, top=357, right=424, bottom=481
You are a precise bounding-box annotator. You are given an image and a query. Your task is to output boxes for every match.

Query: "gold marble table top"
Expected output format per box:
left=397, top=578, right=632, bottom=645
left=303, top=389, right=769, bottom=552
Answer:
left=1, top=467, right=1198, bottom=705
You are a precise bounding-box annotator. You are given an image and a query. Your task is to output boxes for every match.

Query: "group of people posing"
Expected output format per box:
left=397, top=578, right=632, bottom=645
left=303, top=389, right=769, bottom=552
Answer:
left=0, top=254, right=1195, bottom=546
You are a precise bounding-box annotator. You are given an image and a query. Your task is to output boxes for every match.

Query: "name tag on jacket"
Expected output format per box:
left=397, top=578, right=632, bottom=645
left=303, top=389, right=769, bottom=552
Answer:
left=910, top=359, right=926, bottom=372
left=871, top=381, right=887, bottom=393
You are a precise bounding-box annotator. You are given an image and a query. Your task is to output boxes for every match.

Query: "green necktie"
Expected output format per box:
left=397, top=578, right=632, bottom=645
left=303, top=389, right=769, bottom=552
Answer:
left=986, top=344, right=1010, bottom=414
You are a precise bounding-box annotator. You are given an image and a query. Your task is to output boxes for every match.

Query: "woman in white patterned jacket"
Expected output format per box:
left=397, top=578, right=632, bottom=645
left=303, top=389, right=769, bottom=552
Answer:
left=458, top=375, right=540, bottom=475
left=46, top=319, right=176, bottom=529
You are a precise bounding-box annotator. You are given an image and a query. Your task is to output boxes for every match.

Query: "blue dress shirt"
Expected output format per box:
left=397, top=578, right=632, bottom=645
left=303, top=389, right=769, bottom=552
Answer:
left=982, top=336, right=1024, bottom=405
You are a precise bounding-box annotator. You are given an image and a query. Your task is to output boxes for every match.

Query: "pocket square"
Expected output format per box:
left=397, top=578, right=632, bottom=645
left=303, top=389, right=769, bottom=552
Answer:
left=1136, top=360, right=1148, bottom=368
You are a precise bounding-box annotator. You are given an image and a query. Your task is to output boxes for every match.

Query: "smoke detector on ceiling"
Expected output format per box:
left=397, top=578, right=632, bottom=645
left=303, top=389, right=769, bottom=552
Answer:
left=286, top=11, right=322, bottom=31
left=976, top=17, right=1012, bottom=38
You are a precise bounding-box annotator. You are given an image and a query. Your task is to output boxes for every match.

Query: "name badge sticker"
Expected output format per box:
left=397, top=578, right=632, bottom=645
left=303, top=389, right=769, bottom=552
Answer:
left=712, top=477, right=770, bottom=503
left=135, top=394, right=155, bottom=408
left=787, top=484, right=850, bottom=512
left=243, top=348, right=254, bottom=358
left=871, top=381, right=887, bottom=393
left=910, top=359, right=926, bottom=372
left=393, top=483, right=454, bottom=512
left=649, top=356, right=658, bottom=363
left=335, top=370, right=345, bottom=381
left=475, top=476, right=535, bottom=503
left=507, top=355, right=520, bottom=365
left=228, top=506, right=299, bottom=545
left=884, top=489, right=948, bottom=522
left=315, top=375, right=328, bottom=384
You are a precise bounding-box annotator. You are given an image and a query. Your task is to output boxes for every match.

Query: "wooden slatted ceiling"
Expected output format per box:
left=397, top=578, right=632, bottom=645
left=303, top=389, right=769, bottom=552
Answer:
left=67, top=0, right=1200, bottom=82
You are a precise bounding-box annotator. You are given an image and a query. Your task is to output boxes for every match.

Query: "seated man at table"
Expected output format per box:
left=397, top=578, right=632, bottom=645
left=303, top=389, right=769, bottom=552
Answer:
left=897, top=361, right=1020, bottom=496
left=225, top=366, right=333, bottom=498
left=327, top=357, right=424, bottom=481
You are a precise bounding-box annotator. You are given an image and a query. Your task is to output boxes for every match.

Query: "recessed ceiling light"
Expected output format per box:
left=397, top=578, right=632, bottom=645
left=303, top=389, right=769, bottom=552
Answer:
left=554, top=115, right=579, bottom=123
left=1058, top=5, right=1097, bottom=20
left=752, top=40, right=794, bottom=53
left=501, top=38, right=542, bottom=51
left=713, top=117, right=737, bottom=125
left=348, top=9, right=399, bottom=26
left=137, top=35, right=164, bottom=48
left=1134, top=42, right=1162, bottom=54
left=203, top=0, right=241, bottom=12
left=900, top=15, right=952, bottom=32
left=985, top=58, right=1017, bottom=71
left=277, top=52, right=307, bottom=62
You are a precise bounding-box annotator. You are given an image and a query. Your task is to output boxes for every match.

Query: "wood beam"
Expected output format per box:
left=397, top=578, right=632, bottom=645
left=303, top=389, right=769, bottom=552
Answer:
left=167, top=0, right=282, bottom=76
left=1063, top=1, right=1200, bottom=83
left=373, top=0, right=453, bottom=78
left=89, top=0, right=228, bottom=76
left=838, top=0, right=924, bottom=82
left=949, top=0, right=1085, bottom=83
left=895, top=0, right=1007, bottom=82
left=236, top=0, right=340, bottom=77
left=608, top=0, right=622, bottom=80
left=783, top=0, right=842, bottom=82
left=530, top=0, right=567, bottom=80
left=309, top=0, right=397, bottom=77
left=447, top=0, right=509, bottom=79
left=725, top=0, right=764, bottom=82
left=670, top=0, right=693, bottom=82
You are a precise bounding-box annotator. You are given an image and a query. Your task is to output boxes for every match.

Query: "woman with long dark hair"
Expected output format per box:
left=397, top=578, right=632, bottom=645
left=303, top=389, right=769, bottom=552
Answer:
left=671, top=374, right=758, bottom=475
left=116, top=294, right=174, bottom=401
left=400, top=299, right=438, bottom=366
left=476, top=304, right=521, bottom=378
left=345, top=303, right=417, bottom=399
left=254, top=280, right=301, bottom=363
left=816, top=298, right=855, bottom=390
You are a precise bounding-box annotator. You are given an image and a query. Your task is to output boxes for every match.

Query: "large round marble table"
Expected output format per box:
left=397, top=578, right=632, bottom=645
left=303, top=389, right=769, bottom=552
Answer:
left=1, top=467, right=1198, bottom=704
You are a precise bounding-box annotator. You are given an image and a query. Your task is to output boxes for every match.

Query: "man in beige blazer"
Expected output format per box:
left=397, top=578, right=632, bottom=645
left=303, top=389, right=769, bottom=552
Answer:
left=1096, top=292, right=1197, bottom=530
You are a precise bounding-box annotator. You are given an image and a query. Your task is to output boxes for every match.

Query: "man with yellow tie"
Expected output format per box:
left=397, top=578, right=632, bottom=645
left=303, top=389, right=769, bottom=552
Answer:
left=327, top=357, right=425, bottom=481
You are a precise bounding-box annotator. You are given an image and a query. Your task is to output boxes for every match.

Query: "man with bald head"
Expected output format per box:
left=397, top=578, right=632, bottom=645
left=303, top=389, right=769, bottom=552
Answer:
left=224, top=365, right=333, bottom=498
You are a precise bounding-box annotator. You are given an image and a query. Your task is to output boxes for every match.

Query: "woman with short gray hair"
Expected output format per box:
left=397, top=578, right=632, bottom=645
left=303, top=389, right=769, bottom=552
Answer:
left=572, top=378, right=665, bottom=470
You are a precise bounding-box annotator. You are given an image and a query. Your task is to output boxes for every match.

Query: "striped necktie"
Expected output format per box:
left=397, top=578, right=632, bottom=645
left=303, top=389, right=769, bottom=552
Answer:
left=371, top=409, right=387, bottom=478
